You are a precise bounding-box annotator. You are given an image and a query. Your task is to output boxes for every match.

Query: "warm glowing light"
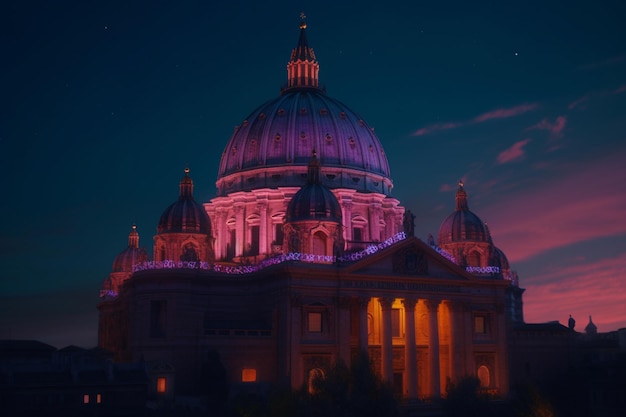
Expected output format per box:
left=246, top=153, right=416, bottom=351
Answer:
left=242, top=368, right=257, bottom=382
left=83, top=394, right=89, bottom=404
left=96, top=393, right=102, bottom=404
left=157, top=377, right=167, bottom=393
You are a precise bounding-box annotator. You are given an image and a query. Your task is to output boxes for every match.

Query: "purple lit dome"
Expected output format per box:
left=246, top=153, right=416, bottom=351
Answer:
left=438, top=182, right=491, bottom=245
left=216, top=21, right=392, bottom=197
left=158, top=168, right=212, bottom=234
left=286, top=152, right=342, bottom=223
left=112, top=225, right=149, bottom=272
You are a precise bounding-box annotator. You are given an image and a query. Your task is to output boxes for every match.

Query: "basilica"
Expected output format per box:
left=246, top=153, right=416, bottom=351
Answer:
left=98, top=19, right=523, bottom=400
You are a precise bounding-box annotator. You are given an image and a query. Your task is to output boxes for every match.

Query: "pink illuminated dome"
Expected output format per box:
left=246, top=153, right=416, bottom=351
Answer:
left=216, top=20, right=393, bottom=197
left=438, top=182, right=491, bottom=245
left=111, top=224, right=148, bottom=273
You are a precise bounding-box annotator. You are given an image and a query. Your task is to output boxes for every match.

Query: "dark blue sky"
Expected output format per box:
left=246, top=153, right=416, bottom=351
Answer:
left=2, top=1, right=625, bottom=347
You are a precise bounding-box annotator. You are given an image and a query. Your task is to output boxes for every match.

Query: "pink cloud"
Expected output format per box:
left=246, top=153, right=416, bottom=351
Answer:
left=413, top=122, right=462, bottom=136
left=613, top=84, right=626, bottom=94
left=578, top=54, right=626, bottom=71
left=568, top=95, right=590, bottom=110
left=473, top=103, right=538, bottom=123
left=522, top=253, right=626, bottom=331
left=482, top=152, right=626, bottom=264
left=496, top=138, right=531, bottom=164
left=527, top=116, right=567, bottom=138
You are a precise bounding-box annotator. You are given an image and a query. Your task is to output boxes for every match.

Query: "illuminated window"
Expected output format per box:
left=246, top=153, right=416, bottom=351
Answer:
left=477, top=365, right=490, bottom=387
left=308, top=368, right=325, bottom=394
left=474, top=315, right=487, bottom=334
left=157, top=377, right=167, bottom=393
left=391, top=308, right=401, bottom=337
left=83, top=394, right=90, bottom=404
left=242, top=368, right=257, bottom=382
left=96, top=394, right=102, bottom=404
left=308, top=312, right=322, bottom=332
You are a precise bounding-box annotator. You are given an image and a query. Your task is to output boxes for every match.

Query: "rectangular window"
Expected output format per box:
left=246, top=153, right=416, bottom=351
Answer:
left=96, top=394, right=102, bottom=404
left=150, top=300, right=167, bottom=338
left=308, top=312, right=322, bottom=333
left=275, top=224, right=284, bottom=245
left=250, top=225, right=260, bottom=255
left=391, top=308, right=401, bottom=337
left=474, top=316, right=487, bottom=334
left=353, top=228, right=362, bottom=242
left=83, top=394, right=89, bottom=404
left=242, top=368, right=257, bottom=382
left=157, top=377, right=167, bottom=393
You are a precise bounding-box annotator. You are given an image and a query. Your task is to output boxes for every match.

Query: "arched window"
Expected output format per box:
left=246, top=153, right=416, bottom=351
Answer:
left=308, top=368, right=325, bottom=394
left=312, top=231, right=327, bottom=256
left=467, top=250, right=481, bottom=267
left=180, top=244, right=199, bottom=262
left=477, top=365, right=490, bottom=388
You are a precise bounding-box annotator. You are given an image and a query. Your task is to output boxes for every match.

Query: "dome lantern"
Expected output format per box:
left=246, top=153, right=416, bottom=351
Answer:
left=283, top=14, right=320, bottom=93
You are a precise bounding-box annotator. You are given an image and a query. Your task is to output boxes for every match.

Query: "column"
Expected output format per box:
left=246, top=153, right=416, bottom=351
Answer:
left=379, top=297, right=394, bottom=383
left=495, top=303, right=509, bottom=395
left=234, top=205, right=244, bottom=257
left=257, top=201, right=268, bottom=255
left=446, top=300, right=462, bottom=382
left=215, top=210, right=226, bottom=259
left=357, top=297, right=370, bottom=354
left=369, top=203, right=381, bottom=242
left=337, top=296, right=351, bottom=363
left=290, top=294, right=302, bottom=388
left=402, top=298, right=418, bottom=399
left=342, top=200, right=353, bottom=242
left=425, top=299, right=441, bottom=398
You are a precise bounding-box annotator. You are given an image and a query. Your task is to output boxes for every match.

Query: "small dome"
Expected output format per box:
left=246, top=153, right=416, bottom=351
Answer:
left=112, top=225, right=148, bottom=272
left=438, top=182, right=491, bottom=245
left=158, top=168, right=212, bottom=234
left=491, top=246, right=510, bottom=271
left=286, top=152, right=342, bottom=223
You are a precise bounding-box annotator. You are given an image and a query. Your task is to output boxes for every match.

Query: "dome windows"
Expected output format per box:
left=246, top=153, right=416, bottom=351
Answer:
left=320, top=108, right=328, bottom=115
left=325, top=134, right=332, bottom=143
left=300, top=107, right=307, bottom=115
left=277, top=109, right=285, bottom=116
left=340, top=112, right=346, bottom=119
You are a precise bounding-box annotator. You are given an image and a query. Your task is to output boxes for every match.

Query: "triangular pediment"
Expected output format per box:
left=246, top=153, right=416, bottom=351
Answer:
left=342, top=237, right=477, bottom=281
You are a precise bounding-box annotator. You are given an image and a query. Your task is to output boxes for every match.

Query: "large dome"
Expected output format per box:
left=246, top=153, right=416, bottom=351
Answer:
left=438, top=182, right=491, bottom=245
left=216, top=22, right=392, bottom=197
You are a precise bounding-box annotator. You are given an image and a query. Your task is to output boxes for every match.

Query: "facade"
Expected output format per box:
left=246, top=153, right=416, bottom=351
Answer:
left=98, top=19, right=521, bottom=400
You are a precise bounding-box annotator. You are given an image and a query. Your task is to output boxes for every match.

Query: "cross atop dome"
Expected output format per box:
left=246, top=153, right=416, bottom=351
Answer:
left=455, top=180, right=469, bottom=211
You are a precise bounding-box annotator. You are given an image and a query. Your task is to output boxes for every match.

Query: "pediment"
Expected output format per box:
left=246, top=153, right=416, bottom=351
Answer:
left=343, top=237, right=476, bottom=281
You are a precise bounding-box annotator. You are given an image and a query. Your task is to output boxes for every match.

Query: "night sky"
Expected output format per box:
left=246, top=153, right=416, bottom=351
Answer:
left=2, top=1, right=625, bottom=348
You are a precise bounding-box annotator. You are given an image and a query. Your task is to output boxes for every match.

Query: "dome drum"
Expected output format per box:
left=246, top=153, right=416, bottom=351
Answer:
left=216, top=165, right=392, bottom=196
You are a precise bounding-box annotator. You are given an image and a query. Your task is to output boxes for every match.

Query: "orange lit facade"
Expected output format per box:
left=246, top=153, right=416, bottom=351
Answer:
left=98, top=19, right=520, bottom=399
